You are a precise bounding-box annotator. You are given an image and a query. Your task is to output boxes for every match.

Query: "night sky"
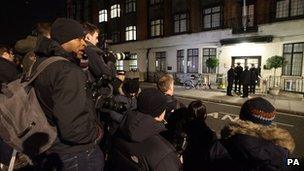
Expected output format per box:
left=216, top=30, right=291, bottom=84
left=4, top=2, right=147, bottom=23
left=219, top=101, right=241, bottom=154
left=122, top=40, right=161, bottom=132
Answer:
left=0, top=0, right=66, bottom=46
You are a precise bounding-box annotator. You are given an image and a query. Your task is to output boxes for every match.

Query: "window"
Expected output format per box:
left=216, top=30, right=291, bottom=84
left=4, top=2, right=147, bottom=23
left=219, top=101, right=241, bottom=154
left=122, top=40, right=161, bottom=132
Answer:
left=177, top=50, right=184, bottom=73
left=150, top=0, right=163, bottom=5
left=276, top=0, right=304, bottom=19
left=116, top=60, right=124, bottom=71
left=111, top=4, right=121, bottom=18
left=129, top=54, right=138, bottom=71
left=150, top=19, right=163, bottom=37
left=242, top=4, right=255, bottom=27
left=282, top=43, right=303, bottom=76
left=112, top=31, right=120, bottom=44
left=156, top=52, right=166, bottom=72
left=99, top=10, right=107, bottom=22
left=203, top=48, right=217, bottom=73
left=125, top=26, right=136, bottom=41
left=203, top=6, right=221, bottom=29
left=187, top=49, right=199, bottom=73
left=84, top=0, right=90, bottom=21
left=174, top=13, right=188, bottom=33
left=126, top=0, right=136, bottom=13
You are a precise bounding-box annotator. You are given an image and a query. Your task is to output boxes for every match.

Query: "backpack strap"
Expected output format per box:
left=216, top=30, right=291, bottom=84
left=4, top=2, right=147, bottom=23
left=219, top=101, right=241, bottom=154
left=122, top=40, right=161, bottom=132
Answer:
left=24, top=57, right=69, bottom=87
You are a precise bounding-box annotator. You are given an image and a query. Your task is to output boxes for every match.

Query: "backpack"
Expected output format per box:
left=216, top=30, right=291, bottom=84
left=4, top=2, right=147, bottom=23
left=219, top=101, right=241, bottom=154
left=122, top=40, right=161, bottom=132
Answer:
left=0, top=57, right=68, bottom=156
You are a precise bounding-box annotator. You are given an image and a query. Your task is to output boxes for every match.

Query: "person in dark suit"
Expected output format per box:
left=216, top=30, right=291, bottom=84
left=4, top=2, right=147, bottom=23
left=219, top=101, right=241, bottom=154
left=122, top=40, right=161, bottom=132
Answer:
left=241, top=66, right=251, bottom=98
left=249, top=64, right=260, bottom=94
left=234, top=62, right=243, bottom=94
left=227, top=66, right=235, bottom=96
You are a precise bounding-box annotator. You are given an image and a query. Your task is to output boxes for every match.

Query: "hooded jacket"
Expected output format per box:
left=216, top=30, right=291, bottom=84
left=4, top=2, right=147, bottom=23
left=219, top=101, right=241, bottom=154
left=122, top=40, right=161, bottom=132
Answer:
left=210, top=120, right=295, bottom=171
left=32, top=38, right=101, bottom=155
left=111, top=111, right=181, bottom=171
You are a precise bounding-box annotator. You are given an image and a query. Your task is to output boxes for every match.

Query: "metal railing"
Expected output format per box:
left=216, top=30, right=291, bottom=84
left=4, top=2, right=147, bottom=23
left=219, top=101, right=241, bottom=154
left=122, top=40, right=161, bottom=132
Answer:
left=267, top=76, right=304, bottom=93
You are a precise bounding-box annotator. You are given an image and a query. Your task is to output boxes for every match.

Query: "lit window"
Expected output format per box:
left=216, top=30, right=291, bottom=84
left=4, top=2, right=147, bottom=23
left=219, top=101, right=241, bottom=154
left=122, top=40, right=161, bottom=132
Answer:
left=99, top=10, right=107, bottom=22
left=126, top=0, right=136, bottom=13
left=125, top=26, right=136, bottom=41
left=150, top=19, right=163, bottom=37
left=129, top=54, right=138, bottom=71
left=116, top=60, right=124, bottom=70
left=174, top=13, right=188, bottom=33
left=111, top=4, right=121, bottom=18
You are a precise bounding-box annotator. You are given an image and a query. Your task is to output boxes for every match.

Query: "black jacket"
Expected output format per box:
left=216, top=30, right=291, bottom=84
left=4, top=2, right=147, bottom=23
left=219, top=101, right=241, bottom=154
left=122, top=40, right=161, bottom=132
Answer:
left=183, top=119, right=217, bottom=171
left=85, top=42, right=114, bottom=79
left=210, top=120, right=295, bottom=171
left=241, top=69, right=251, bottom=85
left=33, top=40, right=101, bottom=155
left=250, top=67, right=259, bottom=82
left=227, top=68, right=235, bottom=83
left=111, top=111, right=181, bottom=171
left=0, top=57, right=19, bottom=91
left=235, top=65, right=243, bottom=79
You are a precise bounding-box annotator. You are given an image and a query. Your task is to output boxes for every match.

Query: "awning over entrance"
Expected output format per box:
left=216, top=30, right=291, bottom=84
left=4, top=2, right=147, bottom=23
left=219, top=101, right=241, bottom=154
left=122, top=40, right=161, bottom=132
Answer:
left=220, top=35, right=273, bottom=45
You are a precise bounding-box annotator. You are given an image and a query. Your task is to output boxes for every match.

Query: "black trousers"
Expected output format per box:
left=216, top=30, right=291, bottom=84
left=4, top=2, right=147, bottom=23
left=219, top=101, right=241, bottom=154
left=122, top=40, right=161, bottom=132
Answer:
left=250, top=82, right=256, bottom=94
left=227, top=81, right=233, bottom=95
left=234, top=79, right=242, bottom=93
left=243, top=84, right=249, bottom=97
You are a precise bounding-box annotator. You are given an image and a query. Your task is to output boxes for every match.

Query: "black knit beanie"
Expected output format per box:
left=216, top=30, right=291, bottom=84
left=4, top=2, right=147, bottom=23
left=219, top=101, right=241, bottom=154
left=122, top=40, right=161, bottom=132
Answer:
left=137, top=88, right=167, bottom=117
left=240, top=97, right=276, bottom=126
left=122, top=78, right=140, bottom=96
left=51, top=18, right=85, bottom=44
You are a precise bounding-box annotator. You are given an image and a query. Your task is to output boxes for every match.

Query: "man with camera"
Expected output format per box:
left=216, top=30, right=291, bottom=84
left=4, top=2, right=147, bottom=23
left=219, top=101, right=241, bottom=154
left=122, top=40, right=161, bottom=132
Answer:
left=32, top=18, right=104, bottom=170
left=83, top=22, right=113, bottom=80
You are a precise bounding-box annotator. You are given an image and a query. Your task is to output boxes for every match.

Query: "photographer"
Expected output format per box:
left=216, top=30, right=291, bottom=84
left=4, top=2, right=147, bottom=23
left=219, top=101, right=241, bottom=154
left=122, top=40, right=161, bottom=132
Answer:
left=83, top=22, right=113, bottom=80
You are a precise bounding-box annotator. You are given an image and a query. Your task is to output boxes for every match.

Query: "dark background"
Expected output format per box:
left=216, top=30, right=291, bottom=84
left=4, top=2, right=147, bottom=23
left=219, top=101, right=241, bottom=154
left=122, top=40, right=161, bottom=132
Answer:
left=0, top=0, right=66, bottom=46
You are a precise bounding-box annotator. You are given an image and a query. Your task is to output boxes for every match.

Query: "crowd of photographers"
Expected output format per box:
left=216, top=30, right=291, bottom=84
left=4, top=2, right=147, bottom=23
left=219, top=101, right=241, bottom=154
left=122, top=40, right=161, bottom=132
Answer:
left=0, top=18, right=299, bottom=171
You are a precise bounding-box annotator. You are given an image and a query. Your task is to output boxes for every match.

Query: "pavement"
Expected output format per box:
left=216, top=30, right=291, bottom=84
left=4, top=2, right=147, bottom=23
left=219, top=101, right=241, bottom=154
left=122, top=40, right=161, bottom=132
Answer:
left=141, top=82, right=304, bottom=116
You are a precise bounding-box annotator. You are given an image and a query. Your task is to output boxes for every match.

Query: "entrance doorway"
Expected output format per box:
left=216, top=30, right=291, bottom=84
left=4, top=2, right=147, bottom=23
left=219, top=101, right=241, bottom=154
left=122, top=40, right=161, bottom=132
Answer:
left=231, top=56, right=261, bottom=69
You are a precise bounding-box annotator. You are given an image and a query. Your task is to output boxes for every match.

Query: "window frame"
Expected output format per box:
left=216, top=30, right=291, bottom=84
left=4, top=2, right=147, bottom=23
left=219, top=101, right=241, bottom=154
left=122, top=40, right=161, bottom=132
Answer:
left=202, top=48, right=217, bottom=73
left=129, top=53, right=138, bottom=71
left=202, top=5, right=222, bottom=30
left=282, top=42, right=304, bottom=76
left=111, top=4, right=121, bottom=18
left=149, top=0, right=164, bottom=6
left=116, top=60, right=124, bottom=71
left=275, top=0, right=304, bottom=20
left=125, top=26, right=137, bottom=41
left=177, top=50, right=185, bottom=73
left=155, top=51, right=166, bottom=72
left=111, top=31, right=121, bottom=44
left=126, top=0, right=136, bottom=13
left=187, top=49, right=199, bottom=73
left=174, top=13, right=189, bottom=34
left=150, top=19, right=164, bottom=37
left=99, top=9, right=108, bottom=23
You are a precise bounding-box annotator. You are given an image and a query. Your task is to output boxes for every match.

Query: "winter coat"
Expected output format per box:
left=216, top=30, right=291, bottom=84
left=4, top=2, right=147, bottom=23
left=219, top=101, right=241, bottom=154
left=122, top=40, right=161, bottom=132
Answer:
left=111, top=111, right=181, bottom=171
left=210, top=120, right=295, bottom=171
left=0, top=57, right=18, bottom=91
left=227, top=68, right=235, bottom=83
left=32, top=41, right=101, bottom=155
left=234, top=65, right=243, bottom=79
left=164, top=95, right=185, bottom=121
left=85, top=42, right=115, bottom=79
left=183, top=119, right=218, bottom=171
left=241, top=69, right=251, bottom=85
left=250, top=67, right=259, bottom=83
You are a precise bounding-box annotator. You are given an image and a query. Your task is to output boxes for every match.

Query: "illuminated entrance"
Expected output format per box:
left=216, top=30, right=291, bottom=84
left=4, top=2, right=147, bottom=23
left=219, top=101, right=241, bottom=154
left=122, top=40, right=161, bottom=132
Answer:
left=231, top=56, right=261, bottom=69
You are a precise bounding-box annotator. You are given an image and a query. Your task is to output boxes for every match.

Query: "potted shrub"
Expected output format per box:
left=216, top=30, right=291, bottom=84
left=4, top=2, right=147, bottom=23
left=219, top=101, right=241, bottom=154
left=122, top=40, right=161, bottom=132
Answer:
left=266, top=55, right=285, bottom=95
left=206, top=57, right=219, bottom=89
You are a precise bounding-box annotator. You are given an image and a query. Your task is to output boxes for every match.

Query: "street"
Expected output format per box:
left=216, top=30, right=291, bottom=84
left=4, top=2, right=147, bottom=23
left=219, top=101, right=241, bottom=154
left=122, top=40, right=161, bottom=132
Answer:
left=176, top=96, right=304, bottom=157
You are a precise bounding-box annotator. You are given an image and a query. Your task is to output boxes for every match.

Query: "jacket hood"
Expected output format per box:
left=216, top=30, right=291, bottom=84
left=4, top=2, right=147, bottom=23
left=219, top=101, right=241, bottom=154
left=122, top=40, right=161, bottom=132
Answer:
left=119, top=111, right=166, bottom=142
left=34, top=36, right=78, bottom=64
left=221, top=120, right=295, bottom=153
